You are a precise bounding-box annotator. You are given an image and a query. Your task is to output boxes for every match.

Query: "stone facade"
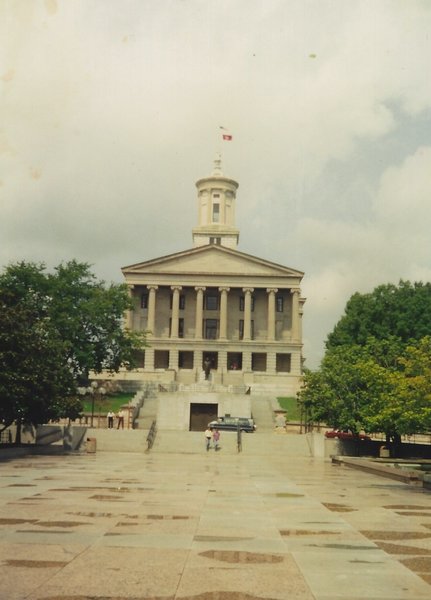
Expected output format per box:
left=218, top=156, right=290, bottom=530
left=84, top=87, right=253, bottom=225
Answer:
left=121, top=158, right=305, bottom=396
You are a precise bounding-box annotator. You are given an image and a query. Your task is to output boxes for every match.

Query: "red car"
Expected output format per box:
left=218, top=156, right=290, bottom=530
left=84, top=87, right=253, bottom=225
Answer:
left=325, top=430, right=371, bottom=441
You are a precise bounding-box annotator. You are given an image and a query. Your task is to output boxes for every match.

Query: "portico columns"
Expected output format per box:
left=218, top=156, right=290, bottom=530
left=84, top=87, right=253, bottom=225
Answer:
left=242, top=287, right=254, bottom=341
left=170, top=285, right=182, bottom=338
left=218, top=287, right=230, bottom=339
left=146, top=285, right=158, bottom=336
left=266, top=287, right=278, bottom=341
left=291, top=288, right=300, bottom=341
left=125, top=284, right=134, bottom=330
left=194, top=286, right=206, bottom=338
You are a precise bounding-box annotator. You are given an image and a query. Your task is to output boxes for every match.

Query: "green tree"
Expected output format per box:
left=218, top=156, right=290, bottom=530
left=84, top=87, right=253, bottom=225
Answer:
left=0, top=284, right=74, bottom=440
left=47, top=260, right=144, bottom=380
left=327, top=281, right=431, bottom=350
left=299, top=337, right=409, bottom=438
left=300, top=343, right=386, bottom=434
left=0, top=261, right=146, bottom=437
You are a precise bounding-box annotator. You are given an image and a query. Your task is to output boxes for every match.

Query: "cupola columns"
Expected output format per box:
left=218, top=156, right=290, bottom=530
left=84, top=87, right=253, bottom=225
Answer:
left=192, top=155, right=240, bottom=249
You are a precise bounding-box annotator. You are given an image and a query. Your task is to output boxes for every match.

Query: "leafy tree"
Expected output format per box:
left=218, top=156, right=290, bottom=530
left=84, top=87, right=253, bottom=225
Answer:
left=300, top=333, right=431, bottom=451
left=300, top=342, right=393, bottom=435
left=327, top=281, right=431, bottom=350
left=0, top=285, right=74, bottom=440
left=47, top=260, right=144, bottom=380
left=0, top=261, right=146, bottom=437
left=302, top=281, right=431, bottom=450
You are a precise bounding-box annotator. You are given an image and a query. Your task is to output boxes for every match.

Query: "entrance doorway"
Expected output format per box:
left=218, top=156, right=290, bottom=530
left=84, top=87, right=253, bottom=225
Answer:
left=189, top=403, right=218, bottom=431
left=202, top=352, right=218, bottom=370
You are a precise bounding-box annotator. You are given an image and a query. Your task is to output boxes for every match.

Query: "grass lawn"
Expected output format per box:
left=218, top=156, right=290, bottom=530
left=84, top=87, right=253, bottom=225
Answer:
left=277, top=396, right=301, bottom=421
left=81, top=392, right=135, bottom=414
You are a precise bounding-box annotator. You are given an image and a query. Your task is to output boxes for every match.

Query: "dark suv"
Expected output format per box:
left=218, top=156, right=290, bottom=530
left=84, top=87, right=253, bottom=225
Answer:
left=208, top=416, right=256, bottom=432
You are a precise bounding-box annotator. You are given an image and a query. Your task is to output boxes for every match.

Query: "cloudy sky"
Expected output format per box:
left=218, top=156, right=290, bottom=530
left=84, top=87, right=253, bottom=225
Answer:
left=2, top=0, right=431, bottom=368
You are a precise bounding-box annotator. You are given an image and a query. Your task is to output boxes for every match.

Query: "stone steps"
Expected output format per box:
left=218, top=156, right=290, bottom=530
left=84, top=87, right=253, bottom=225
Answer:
left=251, top=395, right=276, bottom=430
left=151, top=430, right=311, bottom=456
left=134, top=396, right=159, bottom=430
left=84, top=428, right=311, bottom=456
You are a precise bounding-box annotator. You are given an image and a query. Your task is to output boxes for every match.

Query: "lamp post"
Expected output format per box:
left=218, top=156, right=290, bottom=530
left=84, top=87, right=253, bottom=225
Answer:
left=87, top=381, right=106, bottom=428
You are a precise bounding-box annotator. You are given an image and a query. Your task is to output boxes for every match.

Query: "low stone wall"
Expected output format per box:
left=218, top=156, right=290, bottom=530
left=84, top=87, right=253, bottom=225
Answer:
left=326, top=437, right=431, bottom=459
left=332, top=456, right=429, bottom=487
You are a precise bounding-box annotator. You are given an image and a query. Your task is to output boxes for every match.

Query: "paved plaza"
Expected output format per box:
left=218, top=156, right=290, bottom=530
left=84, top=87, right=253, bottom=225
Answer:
left=0, top=443, right=431, bottom=600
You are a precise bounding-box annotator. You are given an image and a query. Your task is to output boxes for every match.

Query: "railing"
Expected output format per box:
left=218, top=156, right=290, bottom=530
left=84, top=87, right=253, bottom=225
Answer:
left=237, top=425, right=242, bottom=453
left=146, top=420, right=157, bottom=451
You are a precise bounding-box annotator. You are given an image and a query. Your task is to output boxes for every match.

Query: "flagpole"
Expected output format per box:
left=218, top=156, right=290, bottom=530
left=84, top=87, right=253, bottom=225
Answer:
left=218, top=126, right=233, bottom=172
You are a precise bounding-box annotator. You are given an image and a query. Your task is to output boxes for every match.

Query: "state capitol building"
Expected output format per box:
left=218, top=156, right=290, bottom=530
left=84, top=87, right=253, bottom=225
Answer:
left=121, top=156, right=305, bottom=398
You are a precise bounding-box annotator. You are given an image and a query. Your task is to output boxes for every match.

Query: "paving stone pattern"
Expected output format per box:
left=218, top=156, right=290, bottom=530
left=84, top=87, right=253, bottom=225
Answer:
left=0, top=450, right=430, bottom=599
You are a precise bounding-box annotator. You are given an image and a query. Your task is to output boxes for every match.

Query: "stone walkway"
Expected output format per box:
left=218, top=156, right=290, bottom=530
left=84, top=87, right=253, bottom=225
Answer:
left=0, top=448, right=430, bottom=599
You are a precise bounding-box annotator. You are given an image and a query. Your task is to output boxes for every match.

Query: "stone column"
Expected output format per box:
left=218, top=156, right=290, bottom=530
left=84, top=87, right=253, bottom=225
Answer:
left=147, top=285, right=158, bottom=336
left=125, top=284, right=135, bottom=330
left=220, top=192, right=226, bottom=224
left=169, top=348, right=178, bottom=371
left=170, top=285, right=182, bottom=338
left=242, top=288, right=254, bottom=340
left=194, top=349, right=203, bottom=381
left=290, top=350, right=302, bottom=375
left=266, top=351, right=276, bottom=374
left=218, top=287, right=230, bottom=339
left=266, top=287, right=278, bottom=341
left=145, top=348, right=155, bottom=372
left=195, top=286, right=206, bottom=340
left=291, top=288, right=300, bottom=341
left=242, top=350, right=252, bottom=372
left=194, top=286, right=206, bottom=338
left=299, top=298, right=305, bottom=342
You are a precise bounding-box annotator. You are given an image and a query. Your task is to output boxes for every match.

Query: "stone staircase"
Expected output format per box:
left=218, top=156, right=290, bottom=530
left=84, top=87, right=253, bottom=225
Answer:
left=150, top=430, right=311, bottom=456
left=84, top=391, right=312, bottom=456
left=134, top=395, right=159, bottom=430
left=251, top=395, right=277, bottom=431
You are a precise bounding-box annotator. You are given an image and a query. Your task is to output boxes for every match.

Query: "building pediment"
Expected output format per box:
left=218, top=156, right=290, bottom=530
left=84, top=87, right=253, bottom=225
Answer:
left=122, top=245, right=303, bottom=280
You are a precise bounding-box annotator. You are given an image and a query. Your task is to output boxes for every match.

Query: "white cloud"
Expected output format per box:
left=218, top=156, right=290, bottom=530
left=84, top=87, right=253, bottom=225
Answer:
left=1, top=0, right=431, bottom=366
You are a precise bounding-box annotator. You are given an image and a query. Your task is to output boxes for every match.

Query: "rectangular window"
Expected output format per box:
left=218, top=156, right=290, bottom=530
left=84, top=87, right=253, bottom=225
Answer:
left=252, top=353, right=267, bottom=371
left=205, top=319, right=218, bottom=339
left=212, top=203, right=220, bottom=223
left=227, top=352, right=242, bottom=370
left=132, top=350, right=145, bottom=368
left=141, top=293, right=148, bottom=309
left=209, top=237, right=221, bottom=245
left=276, top=353, right=291, bottom=373
left=205, top=292, right=218, bottom=310
left=179, top=351, right=193, bottom=369
left=276, top=296, right=284, bottom=312
left=154, top=350, right=169, bottom=369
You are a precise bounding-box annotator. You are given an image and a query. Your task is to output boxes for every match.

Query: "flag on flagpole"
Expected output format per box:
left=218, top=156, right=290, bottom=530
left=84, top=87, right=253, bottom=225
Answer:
left=220, top=126, right=233, bottom=141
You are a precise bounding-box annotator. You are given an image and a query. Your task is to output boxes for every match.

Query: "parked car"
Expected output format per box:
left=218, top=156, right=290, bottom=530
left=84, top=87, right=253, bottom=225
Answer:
left=325, top=430, right=371, bottom=441
left=208, top=416, right=256, bottom=432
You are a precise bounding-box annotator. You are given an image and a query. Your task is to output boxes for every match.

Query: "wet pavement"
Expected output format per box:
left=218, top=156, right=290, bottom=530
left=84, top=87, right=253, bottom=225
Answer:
left=0, top=449, right=430, bottom=599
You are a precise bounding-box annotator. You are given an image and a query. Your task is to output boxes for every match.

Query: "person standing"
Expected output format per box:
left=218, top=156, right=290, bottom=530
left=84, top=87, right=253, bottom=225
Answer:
left=203, top=358, right=211, bottom=380
left=117, top=409, right=125, bottom=429
left=107, top=411, right=115, bottom=429
left=212, top=428, right=220, bottom=451
left=204, top=427, right=212, bottom=451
